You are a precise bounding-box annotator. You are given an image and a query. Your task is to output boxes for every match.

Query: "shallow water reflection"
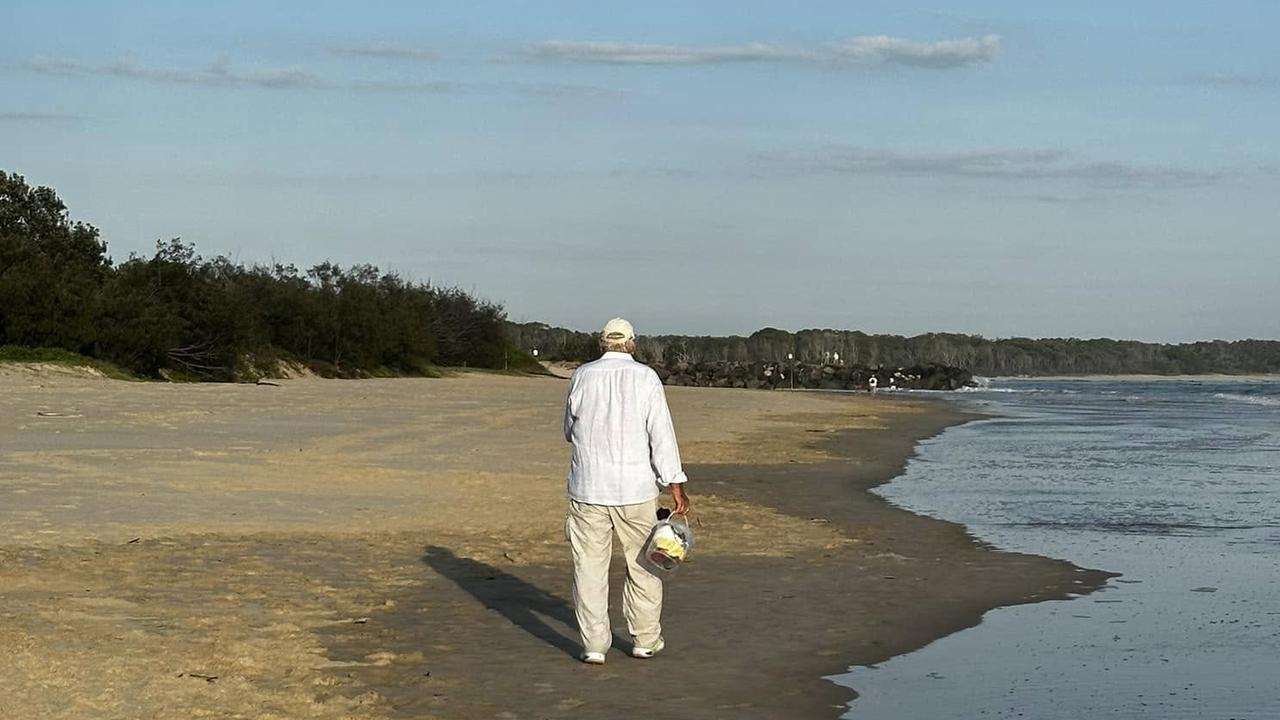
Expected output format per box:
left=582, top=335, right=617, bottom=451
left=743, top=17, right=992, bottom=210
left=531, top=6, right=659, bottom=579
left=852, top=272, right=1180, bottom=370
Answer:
left=837, top=378, right=1280, bottom=719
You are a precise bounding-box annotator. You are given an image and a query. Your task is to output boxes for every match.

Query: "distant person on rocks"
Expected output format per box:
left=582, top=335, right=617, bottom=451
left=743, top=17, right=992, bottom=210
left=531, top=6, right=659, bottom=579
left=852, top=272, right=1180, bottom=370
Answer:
left=562, top=317, right=691, bottom=665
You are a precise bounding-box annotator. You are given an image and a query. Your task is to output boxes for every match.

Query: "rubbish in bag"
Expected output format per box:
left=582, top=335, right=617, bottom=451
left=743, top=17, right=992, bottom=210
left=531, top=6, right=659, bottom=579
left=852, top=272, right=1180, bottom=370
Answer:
left=642, top=514, right=695, bottom=572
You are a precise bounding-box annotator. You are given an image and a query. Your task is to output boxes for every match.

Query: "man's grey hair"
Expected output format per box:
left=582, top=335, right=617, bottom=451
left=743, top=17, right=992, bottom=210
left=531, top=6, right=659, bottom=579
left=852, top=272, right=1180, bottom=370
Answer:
left=600, top=336, right=637, bottom=354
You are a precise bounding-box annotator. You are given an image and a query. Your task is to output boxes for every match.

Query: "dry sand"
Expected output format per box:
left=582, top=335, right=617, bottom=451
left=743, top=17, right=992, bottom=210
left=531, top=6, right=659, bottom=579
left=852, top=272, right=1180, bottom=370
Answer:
left=0, top=369, right=1107, bottom=719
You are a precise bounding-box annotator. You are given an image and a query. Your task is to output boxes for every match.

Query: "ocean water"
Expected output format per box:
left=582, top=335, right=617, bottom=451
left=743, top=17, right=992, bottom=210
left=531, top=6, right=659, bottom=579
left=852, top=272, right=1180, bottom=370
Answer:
left=835, top=378, right=1280, bottom=719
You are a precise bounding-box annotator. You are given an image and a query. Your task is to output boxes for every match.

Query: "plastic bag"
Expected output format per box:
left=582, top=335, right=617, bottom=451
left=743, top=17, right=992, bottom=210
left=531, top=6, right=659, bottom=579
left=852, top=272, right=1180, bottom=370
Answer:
left=641, top=514, right=695, bottom=572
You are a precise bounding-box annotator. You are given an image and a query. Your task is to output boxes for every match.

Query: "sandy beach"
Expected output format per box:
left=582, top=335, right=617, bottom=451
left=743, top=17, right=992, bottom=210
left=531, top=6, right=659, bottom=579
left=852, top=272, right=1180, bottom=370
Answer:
left=0, top=369, right=1109, bottom=719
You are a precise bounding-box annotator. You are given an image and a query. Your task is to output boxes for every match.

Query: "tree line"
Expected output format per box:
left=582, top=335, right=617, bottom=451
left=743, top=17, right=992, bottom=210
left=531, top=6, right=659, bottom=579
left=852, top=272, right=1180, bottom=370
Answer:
left=1, top=171, right=516, bottom=379
left=8, top=170, right=1275, bottom=380
left=507, top=322, right=1280, bottom=376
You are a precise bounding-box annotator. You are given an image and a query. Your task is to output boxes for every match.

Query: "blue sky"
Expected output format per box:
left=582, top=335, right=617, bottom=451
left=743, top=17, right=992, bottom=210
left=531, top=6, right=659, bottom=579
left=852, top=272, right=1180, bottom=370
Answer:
left=3, top=1, right=1277, bottom=342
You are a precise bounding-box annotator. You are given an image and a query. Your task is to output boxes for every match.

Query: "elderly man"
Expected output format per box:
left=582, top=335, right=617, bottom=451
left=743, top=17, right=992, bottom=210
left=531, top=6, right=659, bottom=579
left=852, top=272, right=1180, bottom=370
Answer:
left=563, top=317, right=690, bottom=665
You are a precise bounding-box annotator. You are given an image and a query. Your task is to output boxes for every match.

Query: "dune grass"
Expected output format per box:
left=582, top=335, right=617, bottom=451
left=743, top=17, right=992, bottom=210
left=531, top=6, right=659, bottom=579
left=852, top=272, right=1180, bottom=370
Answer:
left=0, top=346, right=136, bottom=380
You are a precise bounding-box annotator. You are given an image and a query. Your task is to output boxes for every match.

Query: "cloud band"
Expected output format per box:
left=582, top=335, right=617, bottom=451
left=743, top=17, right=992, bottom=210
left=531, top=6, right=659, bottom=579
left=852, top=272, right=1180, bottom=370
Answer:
left=758, top=146, right=1220, bottom=187
left=521, top=35, right=1000, bottom=69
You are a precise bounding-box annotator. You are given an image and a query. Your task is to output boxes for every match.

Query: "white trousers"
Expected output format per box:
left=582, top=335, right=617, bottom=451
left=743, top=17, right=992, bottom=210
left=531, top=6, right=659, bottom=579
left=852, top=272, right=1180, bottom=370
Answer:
left=566, top=498, right=664, bottom=654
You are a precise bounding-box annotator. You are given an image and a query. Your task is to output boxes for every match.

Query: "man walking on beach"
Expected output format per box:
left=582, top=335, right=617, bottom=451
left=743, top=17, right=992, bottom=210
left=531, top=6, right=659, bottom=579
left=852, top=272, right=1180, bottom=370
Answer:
left=563, top=317, right=690, bottom=665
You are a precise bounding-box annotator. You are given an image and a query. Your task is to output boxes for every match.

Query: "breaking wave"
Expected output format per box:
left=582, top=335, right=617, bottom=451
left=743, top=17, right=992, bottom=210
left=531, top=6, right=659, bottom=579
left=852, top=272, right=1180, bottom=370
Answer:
left=1213, top=392, right=1280, bottom=408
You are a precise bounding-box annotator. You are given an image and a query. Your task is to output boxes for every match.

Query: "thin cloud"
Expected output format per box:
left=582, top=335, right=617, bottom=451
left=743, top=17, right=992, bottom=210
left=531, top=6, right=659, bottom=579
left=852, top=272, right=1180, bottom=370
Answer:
left=346, top=78, right=464, bottom=93
left=1187, top=72, right=1280, bottom=89
left=769, top=147, right=1067, bottom=175
left=522, top=41, right=807, bottom=65
left=512, top=82, right=626, bottom=100
left=330, top=42, right=439, bottom=61
left=758, top=146, right=1221, bottom=187
left=0, top=111, right=80, bottom=122
left=24, top=56, right=327, bottom=89
left=519, top=35, right=1000, bottom=69
left=1022, top=193, right=1097, bottom=205
left=18, top=55, right=623, bottom=99
left=20, top=56, right=460, bottom=93
left=1018, top=192, right=1171, bottom=207
left=1066, top=161, right=1219, bottom=186
left=829, top=34, right=999, bottom=68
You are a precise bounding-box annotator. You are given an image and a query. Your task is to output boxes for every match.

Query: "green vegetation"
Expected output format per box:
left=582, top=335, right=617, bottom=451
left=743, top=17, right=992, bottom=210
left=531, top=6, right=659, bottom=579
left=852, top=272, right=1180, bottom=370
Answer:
left=508, top=323, right=1280, bottom=376
left=1, top=171, right=520, bottom=380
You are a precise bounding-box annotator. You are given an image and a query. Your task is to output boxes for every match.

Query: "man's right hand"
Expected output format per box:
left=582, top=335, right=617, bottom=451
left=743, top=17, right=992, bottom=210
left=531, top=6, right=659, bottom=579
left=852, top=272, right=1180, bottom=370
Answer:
left=669, top=483, right=690, bottom=515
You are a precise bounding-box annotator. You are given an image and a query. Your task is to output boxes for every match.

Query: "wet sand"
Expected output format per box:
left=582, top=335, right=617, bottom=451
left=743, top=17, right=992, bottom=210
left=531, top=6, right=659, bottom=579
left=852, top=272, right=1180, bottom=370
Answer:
left=0, top=369, right=1109, bottom=719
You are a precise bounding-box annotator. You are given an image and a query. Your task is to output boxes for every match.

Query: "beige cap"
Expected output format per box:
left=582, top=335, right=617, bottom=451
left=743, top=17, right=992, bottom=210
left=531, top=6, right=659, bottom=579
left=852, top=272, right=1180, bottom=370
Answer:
left=601, top=317, right=636, bottom=341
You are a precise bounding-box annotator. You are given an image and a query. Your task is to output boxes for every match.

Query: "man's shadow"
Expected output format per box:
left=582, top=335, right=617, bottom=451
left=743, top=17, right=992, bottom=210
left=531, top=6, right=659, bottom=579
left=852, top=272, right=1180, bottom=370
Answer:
left=421, top=546, right=627, bottom=658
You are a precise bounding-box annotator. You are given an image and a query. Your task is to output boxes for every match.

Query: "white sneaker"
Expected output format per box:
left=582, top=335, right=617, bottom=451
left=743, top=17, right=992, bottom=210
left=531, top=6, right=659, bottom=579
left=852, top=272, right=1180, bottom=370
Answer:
left=581, top=651, right=606, bottom=665
left=631, top=638, right=665, bottom=659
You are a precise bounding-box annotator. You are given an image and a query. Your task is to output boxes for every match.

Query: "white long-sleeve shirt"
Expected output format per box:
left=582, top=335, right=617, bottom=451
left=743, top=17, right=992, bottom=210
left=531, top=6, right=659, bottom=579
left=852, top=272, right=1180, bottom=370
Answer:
left=563, top=351, right=688, bottom=506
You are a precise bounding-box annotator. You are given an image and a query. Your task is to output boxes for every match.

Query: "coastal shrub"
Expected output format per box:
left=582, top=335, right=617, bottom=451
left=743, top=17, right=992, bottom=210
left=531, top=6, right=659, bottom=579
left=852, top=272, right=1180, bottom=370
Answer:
left=1, top=171, right=512, bottom=379
left=0, top=171, right=111, bottom=353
